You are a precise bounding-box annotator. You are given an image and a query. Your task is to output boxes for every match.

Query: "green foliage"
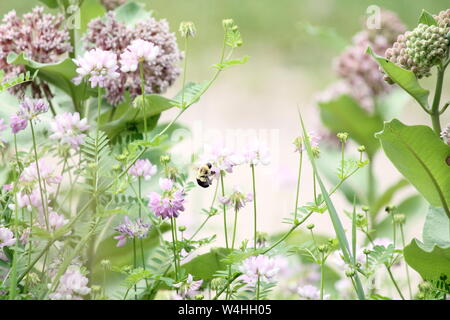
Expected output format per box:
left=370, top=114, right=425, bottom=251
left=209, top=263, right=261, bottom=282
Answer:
left=319, top=95, right=383, bottom=157
left=367, top=47, right=430, bottom=111
left=114, top=1, right=152, bottom=27
left=418, top=10, right=438, bottom=26
left=404, top=207, right=450, bottom=280
left=181, top=248, right=231, bottom=282
left=79, top=0, right=107, bottom=35
left=376, top=119, right=450, bottom=215
left=0, top=70, right=37, bottom=93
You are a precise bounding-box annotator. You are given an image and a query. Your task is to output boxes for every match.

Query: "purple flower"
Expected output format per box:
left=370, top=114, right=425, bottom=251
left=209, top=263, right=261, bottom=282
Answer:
left=0, top=226, right=16, bottom=248
left=219, top=185, right=252, bottom=212
left=50, top=112, right=90, bottom=150
left=73, top=48, right=120, bottom=88
left=113, top=216, right=150, bottom=247
left=243, top=140, right=270, bottom=166
left=48, top=211, right=68, bottom=232
left=239, top=255, right=280, bottom=285
left=120, top=39, right=160, bottom=73
left=128, top=159, right=157, bottom=180
left=173, top=274, right=203, bottom=299
left=10, top=114, right=27, bottom=133
left=147, top=179, right=185, bottom=219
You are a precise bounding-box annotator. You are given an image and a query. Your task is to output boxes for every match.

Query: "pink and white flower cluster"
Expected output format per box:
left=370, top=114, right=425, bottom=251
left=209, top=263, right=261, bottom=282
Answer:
left=49, top=112, right=90, bottom=150
left=120, top=39, right=160, bottom=73
left=173, top=274, right=203, bottom=300
left=297, top=284, right=330, bottom=300
left=219, top=185, right=253, bottom=212
left=49, top=266, right=91, bottom=300
left=113, top=216, right=150, bottom=247
left=239, top=255, right=280, bottom=285
left=147, top=178, right=186, bottom=220
left=0, top=226, right=16, bottom=249
left=10, top=98, right=49, bottom=134
left=128, top=159, right=157, bottom=180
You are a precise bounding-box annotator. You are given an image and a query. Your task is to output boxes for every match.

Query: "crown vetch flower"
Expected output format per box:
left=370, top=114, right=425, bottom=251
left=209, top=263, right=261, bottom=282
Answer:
left=173, top=274, right=203, bottom=299
left=50, top=112, right=90, bottom=150
left=10, top=114, right=27, bottom=134
left=85, top=12, right=182, bottom=105
left=49, top=266, right=91, bottom=300
left=120, top=39, right=160, bottom=73
left=48, top=211, right=69, bottom=232
left=297, top=284, right=329, bottom=300
left=147, top=178, right=185, bottom=219
left=243, top=140, right=271, bottom=166
left=198, top=142, right=242, bottom=177
left=219, top=185, right=253, bottom=212
left=73, top=48, right=120, bottom=88
left=113, top=216, right=150, bottom=247
left=0, top=226, right=16, bottom=248
left=128, top=159, right=157, bottom=180
left=239, top=255, right=280, bottom=285
left=20, top=159, right=62, bottom=190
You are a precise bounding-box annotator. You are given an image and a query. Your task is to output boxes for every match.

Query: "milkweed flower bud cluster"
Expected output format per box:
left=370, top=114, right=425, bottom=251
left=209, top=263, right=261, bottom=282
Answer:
left=84, top=12, right=182, bottom=105
left=0, top=7, right=72, bottom=97
left=385, top=23, right=449, bottom=81
left=319, top=10, right=406, bottom=111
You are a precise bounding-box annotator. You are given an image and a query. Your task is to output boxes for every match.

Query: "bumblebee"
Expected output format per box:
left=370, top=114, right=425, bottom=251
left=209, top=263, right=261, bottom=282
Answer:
left=196, top=163, right=215, bottom=188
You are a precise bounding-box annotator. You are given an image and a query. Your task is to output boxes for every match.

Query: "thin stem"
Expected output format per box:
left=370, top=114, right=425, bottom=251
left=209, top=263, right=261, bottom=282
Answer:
left=133, top=238, right=138, bottom=300
left=430, top=68, right=445, bottom=135
left=320, top=254, right=325, bottom=300
left=313, top=172, right=317, bottom=204
left=138, top=177, right=149, bottom=290
left=256, top=275, right=261, bottom=300
left=251, top=164, right=257, bottom=250
left=386, top=266, right=405, bottom=300
left=220, top=173, right=229, bottom=249
left=9, top=135, right=20, bottom=300
left=180, top=36, right=189, bottom=107
left=189, top=180, right=219, bottom=241
left=139, top=62, right=148, bottom=140
left=231, top=208, right=238, bottom=250
left=400, top=224, right=412, bottom=299
left=170, top=217, right=179, bottom=282
left=293, top=152, right=303, bottom=221
left=30, top=121, right=49, bottom=230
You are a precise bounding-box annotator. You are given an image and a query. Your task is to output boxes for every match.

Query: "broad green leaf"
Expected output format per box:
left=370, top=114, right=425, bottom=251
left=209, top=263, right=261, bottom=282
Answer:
left=7, top=52, right=89, bottom=112
left=114, top=1, right=152, bottom=26
left=376, top=119, right=450, bottom=215
left=181, top=248, right=231, bottom=282
left=367, top=47, right=429, bottom=111
left=404, top=206, right=450, bottom=280
left=423, top=207, right=450, bottom=248
left=418, top=10, right=438, bottom=26
left=79, top=0, right=106, bottom=34
left=319, top=95, right=383, bottom=157
left=100, top=94, right=176, bottom=139
left=404, top=240, right=450, bottom=280
left=38, top=0, right=60, bottom=8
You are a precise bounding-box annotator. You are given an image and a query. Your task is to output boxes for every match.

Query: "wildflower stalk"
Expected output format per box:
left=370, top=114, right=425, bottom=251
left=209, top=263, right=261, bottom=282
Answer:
left=399, top=223, right=412, bottom=299
left=133, top=237, right=138, bottom=300
left=231, top=208, right=238, bottom=250
left=139, top=62, right=148, bottom=140
left=170, top=217, right=179, bottom=282
left=220, top=172, right=229, bottom=249
left=256, top=275, right=261, bottom=300
left=293, top=152, right=303, bottom=221
left=138, top=177, right=149, bottom=290
left=251, top=164, right=257, bottom=250
left=189, top=180, right=219, bottom=240
left=320, top=253, right=325, bottom=300
left=29, top=120, right=49, bottom=229
left=386, top=266, right=405, bottom=300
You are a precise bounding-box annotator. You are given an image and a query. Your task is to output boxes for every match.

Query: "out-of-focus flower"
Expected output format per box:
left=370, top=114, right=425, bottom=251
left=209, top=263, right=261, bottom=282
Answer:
left=10, top=114, right=28, bottom=134
left=120, top=39, right=160, bottom=73
left=85, top=12, right=182, bottom=105
left=14, top=188, right=45, bottom=212
left=293, top=131, right=321, bottom=153
left=49, top=266, right=91, bottom=300
left=48, top=211, right=68, bottom=232
left=297, top=284, right=329, bottom=300
left=10, top=98, right=49, bottom=134
left=198, top=142, right=243, bottom=177
left=173, top=274, right=203, bottom=299
left=319, top=10, right=406, bottom=111
left=20, top=228, right=30, bottom=245
left=147, top=178, right=185, bottom=219
left=20, top=159, right=62, bottom=191
left=0, top=7, right=72, bottom=97
left=50, top=112, right=90, bottom=150
left=239, top=255, right=280, bottom=285
left=440, top=123, right=450, bottom=145
left=434, top=9, right=450, bottom=30
left=335, top=278, right=353, bottom=299
left=73, top=48, right=120, bottom=88
left=113, top=216, right=150, bottom=247
left=179, top=21, right=197, bottom=38
left=243, top=140, right=271, bottom=166
left=219, top=185, right=253, bottom=212
left=0, top=119, right=7, bottom=132
left=100, top=0, right=126, bottom=10
left=128, top=159, right=157, bottom=180
left=0, top=226, right=16, bottom=248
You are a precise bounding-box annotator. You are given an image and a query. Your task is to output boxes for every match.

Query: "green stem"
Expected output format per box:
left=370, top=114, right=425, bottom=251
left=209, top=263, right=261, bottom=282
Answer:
left=256, top=275, right=261, bottom=300
left=400, top=224, right=412, bottom=299
left=133, top=238, right=138, bottom=300
left=231, top=208, right=238, bottom=250
left=293, top=152, right=303, bottom=221
left=180, top=36, right=189, bottom=108
left=320, top=255, right=325, bottom=300
left=430, top=68, right=445, bottom=135
left=220, top=173, right=229, bottom=249
left=251, top=164, right=257, bottom=250
left=139, top=62, right=148, bottom=140
left=189, top=180, right=219, bottom=240
left=386, top=265, right=405, bottom=300
left=30, top=121, right=49, bottom=230
left=170, top=217, right=179, bottom=282
left=9, top=135, right=20, bottom=300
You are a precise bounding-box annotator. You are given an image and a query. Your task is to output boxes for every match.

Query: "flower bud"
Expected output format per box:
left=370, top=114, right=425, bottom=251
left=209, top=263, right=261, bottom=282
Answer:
left=358, top=145, right=366, bottom=152
left=160, top=154, right=171, bottom=164
left=337, top=132, right=349, bottom=143
left=393, top=213, right=406, bottom=225
left=195, top=294, right=204, bottom=300
left=307, top=224, right=315, bottom=230
left=179, top=21, right=196, bottom=38
left=178, top=225, right=186, bottom=232
left=345, top=270, right=355, bottom=277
